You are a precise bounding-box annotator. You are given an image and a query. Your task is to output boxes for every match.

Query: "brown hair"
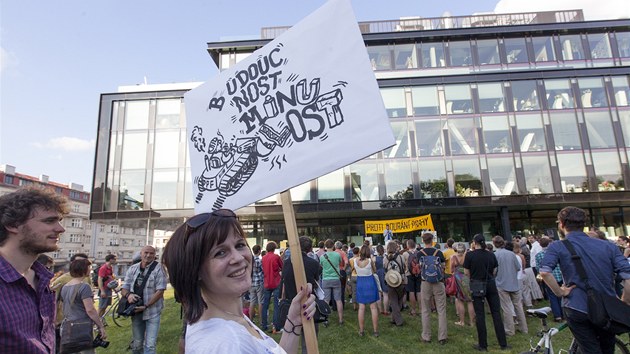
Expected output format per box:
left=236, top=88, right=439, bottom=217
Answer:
left=70, top=259, right=91, bottom=278
left=162, top=211, right=249, bottom=324
left=557, top=206, right=587, bottom=231
left=359, top=245, right=371, bottom=260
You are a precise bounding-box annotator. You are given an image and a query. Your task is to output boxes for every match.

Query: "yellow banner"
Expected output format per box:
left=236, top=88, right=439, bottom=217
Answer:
left=364, top=214, right=434, bottom=234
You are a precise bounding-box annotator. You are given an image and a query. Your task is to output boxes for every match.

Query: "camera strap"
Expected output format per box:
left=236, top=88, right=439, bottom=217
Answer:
left=135, top=261, right=158, bottom=299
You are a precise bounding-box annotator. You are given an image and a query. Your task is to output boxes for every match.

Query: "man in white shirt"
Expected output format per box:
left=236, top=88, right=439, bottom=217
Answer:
left=528, top=235, right=542, bottom=272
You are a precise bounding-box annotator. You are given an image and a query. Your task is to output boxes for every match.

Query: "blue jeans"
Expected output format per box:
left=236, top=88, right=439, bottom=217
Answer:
left=131, top=314, right=161, bottom=354
left=262, top=287, right=280, bottom=330
left=543, top=282, right=563, bottom=320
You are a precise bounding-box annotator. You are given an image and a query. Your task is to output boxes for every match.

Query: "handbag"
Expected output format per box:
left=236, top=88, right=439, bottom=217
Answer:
left=469, top=279, right=487, bottom=297
left=278, top=297, right=331, bottom=325
left=59, top=284, right=94, bottom=354
left=562, top=240, right=630, bottom=334
left=445, top=276, right=457, bottom=296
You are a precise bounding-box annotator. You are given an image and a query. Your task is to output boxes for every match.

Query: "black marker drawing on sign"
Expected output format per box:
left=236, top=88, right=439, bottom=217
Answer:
left=193, top=43, right=349, bottom=209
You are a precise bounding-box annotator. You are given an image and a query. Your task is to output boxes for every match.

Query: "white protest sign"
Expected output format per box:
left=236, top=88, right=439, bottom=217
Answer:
left=185, top=0, right=395, bottom=212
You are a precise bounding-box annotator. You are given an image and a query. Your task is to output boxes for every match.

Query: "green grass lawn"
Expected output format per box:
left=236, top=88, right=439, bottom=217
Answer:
left=98, top=288, right=576, bottom=353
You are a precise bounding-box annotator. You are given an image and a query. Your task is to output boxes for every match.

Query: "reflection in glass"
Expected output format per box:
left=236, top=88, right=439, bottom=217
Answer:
left=318, top=169, right=344, bottom=202
left=384, top=161, right=413, bottom=200
left=415, top=119, right=443, bottom=156
left=380, top=88, right=406, bottom=117
left=395, top=43, right=417, bottom=69
left=477, top=82, right=505, bottom=112
left=578, top=77, right=608, bottom=108
left=350, top=162, right=379, bottom=201
left=487, top=156, right=517, bottom=195
left=550, top=112, right=581, bottom=150
left=591, top=151, right=623, bottom=191
left=154, top=131, right=180, bottom=168
left=411, top=86, right=439, bottom=115
left=522, top=154, right=553, bottom=194
left=516, top=114, right=547, bottom=151
left=419, top=159, right=447, bottom=198
left=445, top=84, right=472, bottom=114
left=119, top=170, right=146, bottom=210
left=368, top=45, right=392, bottom=70
left=477, top=39, right=500, bottom=65
left=156, top=99, right=181, bottom=128
left=121, top=132, right=148, bottom=169
left=452, top=157, right=482, bottom=196
left=556, top=152, right=587, bottom=192
left=545, top=79, right=574, bottom=109
left=511, top=80, right=540, bottom=111
left=421, top=42, right=446, bottom=68
left=290, top=181, right=311, bottom=202
left=611, top=76, right=630, bottom=106
left=587, top=33, right=612, bottom=59
left=384, top=122, right=410, bottom=158
left=449, top=41, right=472, bottom=66
left=560, top=35, right=585, bottom=61
left=620, top=111, right=630, bottom=147
left=125, top=100, right=150, bottom=130
left=617, top=32, right=630, bottom=57
left=449, top=117, right=479, bottom=155
left=482, top=115, right=512, bottom=153
left=583, top=111, right=615, bottom=148
left=151, top=170, right=177, bottom=209
left=532, top=36, right=556, bottom=62
left=504, top=37, right=528, bottom=64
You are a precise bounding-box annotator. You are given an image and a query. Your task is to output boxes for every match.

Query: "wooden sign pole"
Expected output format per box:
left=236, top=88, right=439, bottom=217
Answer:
left=280, top=190, right=319, bottom=354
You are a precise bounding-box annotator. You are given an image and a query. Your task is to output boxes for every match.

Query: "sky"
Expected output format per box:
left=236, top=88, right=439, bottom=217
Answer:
left=1, top=0, right=627, bottom=190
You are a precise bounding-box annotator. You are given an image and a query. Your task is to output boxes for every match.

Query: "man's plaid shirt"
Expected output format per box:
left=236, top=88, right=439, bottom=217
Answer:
left=536, top=249, right=562, bottom=282
left=252, top=255, right=264, bottom=287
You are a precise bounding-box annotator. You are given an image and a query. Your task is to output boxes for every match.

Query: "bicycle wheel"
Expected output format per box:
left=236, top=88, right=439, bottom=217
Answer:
left=112, top=300, right=131, bottom=327
left=568, top=337, right=630, bottom=354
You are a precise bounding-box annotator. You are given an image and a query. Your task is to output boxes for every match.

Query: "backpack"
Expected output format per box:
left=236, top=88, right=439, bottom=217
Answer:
left=386, top=254, right=403, bottom=274
left=92, top=271, right=99, bottom=287
left=419, top=249, right=444, bottom=283
left=408, top=251, right=421, bottom=276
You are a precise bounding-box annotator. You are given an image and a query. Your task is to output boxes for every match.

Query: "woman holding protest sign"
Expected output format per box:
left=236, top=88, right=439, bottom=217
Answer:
left=162, top=209, right=317, bottom=354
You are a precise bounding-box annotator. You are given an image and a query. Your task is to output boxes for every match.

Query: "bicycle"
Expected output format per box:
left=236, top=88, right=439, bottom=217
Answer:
left=100, top=284, right=131, bottom=328
left=520, top=306, right=629, bottom=354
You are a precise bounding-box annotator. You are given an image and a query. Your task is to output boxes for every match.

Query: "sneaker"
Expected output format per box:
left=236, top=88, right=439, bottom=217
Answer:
left=500, top=345, right=512, bottom=351
left=471, top=344, right=488, bottom=352
left=439, top=339, right=447, bottom=345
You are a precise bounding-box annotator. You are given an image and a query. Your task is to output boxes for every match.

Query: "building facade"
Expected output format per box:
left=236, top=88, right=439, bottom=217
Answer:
left=90, top=10, right=630, bottom=245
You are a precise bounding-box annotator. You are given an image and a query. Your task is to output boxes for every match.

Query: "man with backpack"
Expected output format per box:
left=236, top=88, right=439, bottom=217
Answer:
left=419, top=232, right=447, bottom=345
left=404, top=239, right=422, bottom=316
left=97, top=254, right=117, bottom=318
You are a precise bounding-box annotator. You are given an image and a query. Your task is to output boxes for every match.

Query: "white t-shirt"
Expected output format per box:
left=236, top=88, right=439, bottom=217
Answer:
left=529, top=241, right=542, bottom=268
left=186, top=315, right=286, bottom=354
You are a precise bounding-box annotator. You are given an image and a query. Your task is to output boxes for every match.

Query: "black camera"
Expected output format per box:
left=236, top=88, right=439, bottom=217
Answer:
left=93, top=333, right=110, bottom=348
left=121, top=298, right=144, bottom=317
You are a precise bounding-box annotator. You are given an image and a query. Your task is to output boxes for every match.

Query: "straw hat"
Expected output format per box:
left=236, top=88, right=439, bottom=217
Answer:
left=385, top=269, right=402, bottom=288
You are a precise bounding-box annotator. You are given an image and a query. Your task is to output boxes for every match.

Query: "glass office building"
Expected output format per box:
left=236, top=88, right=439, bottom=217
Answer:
left=91, top=10, right=630, bottom=250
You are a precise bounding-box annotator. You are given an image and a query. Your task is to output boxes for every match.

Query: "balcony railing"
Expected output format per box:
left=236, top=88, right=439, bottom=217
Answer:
left=261, top=9, right=584, bottom=39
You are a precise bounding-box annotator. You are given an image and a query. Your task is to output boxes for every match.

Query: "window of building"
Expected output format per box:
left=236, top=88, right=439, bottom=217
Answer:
left=99, top=224, right=105, bottom=232
left=532, top=36, right=556, bottom=62
left=444, top=84, right=473, bottom=114
left=69, top=234, right=81, bottom=243
left=153, top=130, right=180, bottom=168
left=511, top=80, right=540, bottom=111
left=448, top=41, right=473, bottom=66
left=415, top=119, right=443, bottom=156
left=482, top=115, right=512, bottom=153
left=151, top=170, right=178, bottom=209
left=587, top=33, right=612, bottom=59
left=452, top=157, right=482, bottom=196
left=71, top=219, right=82, bottom=228
left=448, top=117, right=480, bottom=155
left=68, top=250, right=77, bottom=259
left=110, top=225, right=118, bottom=233
left=380, top=88, right=407, bottom=118
left=592, top=151, right=623, bottom=191
left=504, top=37, right=528, bottom=64
left=98, top=237, right=104, bottom=246
left=550, top=112, right=582, bottom=150
left=125, top=100, right=150, bottom=130
left=121, top=131, right=148, bottom=169
left=394, top=43, right=417, bottom=69
left=545, top=79, right=575, bottom=109
left=578, top=77, right=608, bottom=108
left=515, top=113, right=547, bottom=152
left=97, top=251, right=103, bottom=258
left=616, top=32, right=630, bottom=58
left=611, top=76, right=630, bottom=106
left=583, top=111, right=616, bottom=148
left=119, top=170, right=146, bottom=210
left=52, top=251, right=60, bottom=258
left=72, top=204, right=80, bottom=213
left=3, top=175, right=13, bottom=184
left=487, top=156, right=518, bottom=195
left=522, top=154, right=553, bottom=194
left=619, top=110, right=630, bottom=147
left=476, top=39, right=501, bottom=65
left=350, top=162, right=379, bottom=201
left=156, top=99, right=181, bottom=128
left=411, top=86, right=439, bottom=116
left=317, top=169, right=344, bottom=202
left=477, top=82, right=505, bottom=113
left=383, top=122, right=410, bottom=158
left=420, top=42, right=446, bottom=68
left=418, top=159, right=447, bottom=198
left=560, top=35, right=585, bottom=61
left=367, top=45, right=392, bottom=70
left=19, top=179, right=33, bottom=187
left=384, top=161, right=413, bottom=200
left=557, top=152, right=588, bottom=192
